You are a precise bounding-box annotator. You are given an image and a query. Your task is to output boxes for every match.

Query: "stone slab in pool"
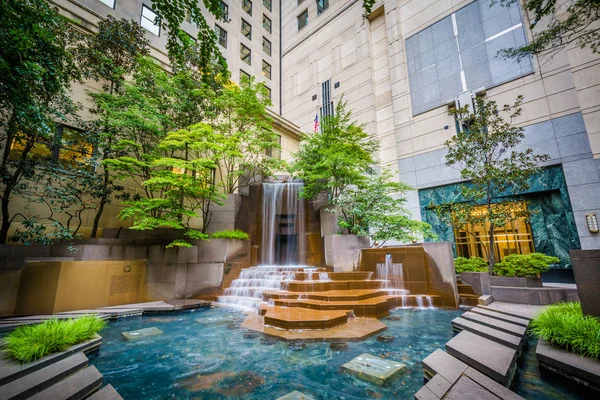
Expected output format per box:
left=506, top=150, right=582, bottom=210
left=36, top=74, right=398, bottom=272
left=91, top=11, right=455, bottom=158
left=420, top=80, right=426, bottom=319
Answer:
left=121, top=327, right=163, bottom=340
left=342, top=353, right=407, bottom=386
left=276, top=390, right=316, bottom=400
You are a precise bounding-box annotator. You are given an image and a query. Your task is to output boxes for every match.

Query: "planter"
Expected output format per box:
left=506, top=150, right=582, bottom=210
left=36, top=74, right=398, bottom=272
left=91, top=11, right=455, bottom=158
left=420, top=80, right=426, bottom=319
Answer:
left=324, top=234, right=370, bottom=272
left=207, top=193, right=242, bottom=234
left=489, top=276, right=543, bottom=288
left=571, top=249, right=600, bottom=318
left=460, top=272, right=491, bottom=295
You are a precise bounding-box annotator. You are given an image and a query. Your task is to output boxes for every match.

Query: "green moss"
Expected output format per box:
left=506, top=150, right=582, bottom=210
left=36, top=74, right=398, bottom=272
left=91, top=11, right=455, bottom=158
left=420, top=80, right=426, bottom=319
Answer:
left=531, top=302, right=600, bottom=359
left=494, top=253, right=560, bottom=277
left=209, top=229, right=249, bottom=240
left=4, top=315, right=106, bottom=363
left=454, top=256, right=488, bottom=273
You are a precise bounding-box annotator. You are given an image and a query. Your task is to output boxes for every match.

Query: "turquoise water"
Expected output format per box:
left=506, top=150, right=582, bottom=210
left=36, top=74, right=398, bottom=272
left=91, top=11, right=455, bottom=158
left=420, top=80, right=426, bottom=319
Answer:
left=88, top=307, right=590, bottom=399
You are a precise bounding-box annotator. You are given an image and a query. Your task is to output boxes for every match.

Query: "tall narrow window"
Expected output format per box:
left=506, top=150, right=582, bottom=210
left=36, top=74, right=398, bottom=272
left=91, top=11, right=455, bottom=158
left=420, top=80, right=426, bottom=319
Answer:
left=263, top=15, right=272, bottom=33
left=141, top=5, right=160, bottom=36
left=262, top=37, right=272, bottom=56
left=215, top=25, right=227, bottom=48
left=266, top=135, right=281, bottom=159
left=240, top=44, right=251, bottom=65
left=98, top=0, right=115, bottom=8
left=241, top=19, right=252, bottom=40
left=240, top=70, right=251, bottom=82
left=220, top=1, right=229, bottom=20
left=297, top=9, right=308, bottom=30
left=265, top=86, right=272, bottom=101
left=263, top=0, right=272, bottom=12
left=317, top=0, right=329, bottom=15
left=321, top=79, right=333, bottom=121
left=262, top=60, right=271, bottom=80
left=242, top=0, right=252, bottom=16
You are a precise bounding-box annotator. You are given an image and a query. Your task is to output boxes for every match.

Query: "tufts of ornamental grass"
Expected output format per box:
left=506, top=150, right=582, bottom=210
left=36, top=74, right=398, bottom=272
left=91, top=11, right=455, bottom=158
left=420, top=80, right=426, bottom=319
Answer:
left=531, top=302, right=600, bottom=359
left=4, top=315, right=106, bottom=363
left=209, top=229, right=250, bottom=240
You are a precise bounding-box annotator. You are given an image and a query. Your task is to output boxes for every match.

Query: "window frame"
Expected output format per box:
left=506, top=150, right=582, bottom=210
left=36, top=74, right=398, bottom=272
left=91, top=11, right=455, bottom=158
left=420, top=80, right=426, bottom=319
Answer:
left=263, top=0, right=272, bottom=12
left=240, top=43, right=252, bottom=65
left=215, top=24, right=227, bottom=48
left=220, top=1, right=229, bottom=21
left=263, top=14, right=272, bottom=34
left=98, top=0, right=115, bottom=9
left=240, top=69, right=251, bottom=82
left=297, top=9, right=308, bottom=31
left=241, top=18, right=252, bottom=40
left=262, top=60, right=272, bottom=80
left=262, top=36, right=272, bottom=56
left=140, top=5, right=161, bottom=36
left=242, top=0, right=252, bottom=16
left=317, top=0, right=329, bottom=16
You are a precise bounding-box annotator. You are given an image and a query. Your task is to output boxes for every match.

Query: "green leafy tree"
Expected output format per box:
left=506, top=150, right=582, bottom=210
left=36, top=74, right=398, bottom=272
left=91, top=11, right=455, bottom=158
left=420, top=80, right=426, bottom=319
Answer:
left=434, top=96, right=549, bottom=274
left=333, top=170, right=433, bottom=246
left=495, top=253, right=560, bottom=277
left=291, top=100, right=379, bottom=203
left=0, top=0, right=82, bottom=244
left=119, top=123, right=224, bottom=247
left=498, top=0, right=600, bottom=60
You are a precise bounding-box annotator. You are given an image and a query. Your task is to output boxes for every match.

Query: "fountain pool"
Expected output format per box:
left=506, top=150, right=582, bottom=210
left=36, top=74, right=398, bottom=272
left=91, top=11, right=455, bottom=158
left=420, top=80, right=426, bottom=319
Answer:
left=88, top=307, right=589, bottom=400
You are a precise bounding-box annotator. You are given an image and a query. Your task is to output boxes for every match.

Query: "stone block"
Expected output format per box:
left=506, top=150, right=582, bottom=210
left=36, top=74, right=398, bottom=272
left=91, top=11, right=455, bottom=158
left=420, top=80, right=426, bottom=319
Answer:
left=461, top=272, right=491, bottom=295
left=422, top=349, right=468, bottom=383
left=341, top=353, right=407, bottom=386
left=461, top=311, right=526, bottom=337
left=469, top=307, right=530, bottom=327
left=324, top=234, right=369, bottom=272
left=445, top=331, right=518, bottom=386
left=478, top=295, right=493, bottom=305
left=489, top=276, right=542, bottom=288
left=186, top=263, right=224, bottom=283
left=452, top=317, right=523, bottom=350
left=571, top=249, right=600, bottom=318
left=276, top=390, right=316, bottom=400
left=121, top=327, right=163, bottom=340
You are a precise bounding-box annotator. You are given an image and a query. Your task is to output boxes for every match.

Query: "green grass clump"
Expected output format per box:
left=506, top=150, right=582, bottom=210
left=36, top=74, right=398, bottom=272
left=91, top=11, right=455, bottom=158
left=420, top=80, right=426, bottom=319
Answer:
left=494, top=253, right=560, bottom=277
left=454, top=256, right=488, bottom=273
left=531, top=302, right=600, bottom=359
left=209, top=229, right=250, bottom=240
left=4, top=315, right=106, bottom=363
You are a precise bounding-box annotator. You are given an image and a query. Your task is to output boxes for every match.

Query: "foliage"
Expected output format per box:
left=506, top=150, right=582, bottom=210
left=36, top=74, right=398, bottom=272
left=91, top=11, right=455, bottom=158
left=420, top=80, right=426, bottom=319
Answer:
left=433, top=96, right=549, bottom=273
left=497, top=0, right=600, bottom=61
left=291, top=99, right=379, bottom=203
left=494, top=253, right=560, bottom=277
left=333, top=170, right=433, bottom=246
left=208, top=77, right=284, bottom=194
left=4, top=315, right=106, bottom=364
left=531, top=302, right=600, bottom=359
left=209, top=229, right=250, bottom=240
left=119, top=123, right=225, bottom=247
left=454, top=256, right=489, bottom=273
left=0, top=0, right=83, bottom=244
left=362, top=0, right=377, bottom=17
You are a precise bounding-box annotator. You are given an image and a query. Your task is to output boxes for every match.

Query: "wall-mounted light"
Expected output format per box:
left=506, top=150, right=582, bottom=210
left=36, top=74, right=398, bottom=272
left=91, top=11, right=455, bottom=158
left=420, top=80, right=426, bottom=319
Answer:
left=585, top=214, right=599, bottom=233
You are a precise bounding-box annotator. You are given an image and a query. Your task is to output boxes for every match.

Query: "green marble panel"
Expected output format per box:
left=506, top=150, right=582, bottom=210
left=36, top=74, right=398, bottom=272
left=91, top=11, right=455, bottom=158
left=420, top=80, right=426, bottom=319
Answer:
left=418, top=165, right=580, bottom=268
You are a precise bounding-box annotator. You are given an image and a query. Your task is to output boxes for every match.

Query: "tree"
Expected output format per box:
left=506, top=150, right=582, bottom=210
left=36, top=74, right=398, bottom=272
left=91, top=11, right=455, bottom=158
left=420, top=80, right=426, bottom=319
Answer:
left=433, top=96, right=549, bottom=274
left=0, top=0, right=82, bottom=244
left=333, top=170, right=433, bottom=247
left=75, top=17, right=150, bottom=238
left=498, top=0, right=600, bottom=60
left=119, top=123, right=224, bottom=247
left=291, top=100, right=379, bottom=203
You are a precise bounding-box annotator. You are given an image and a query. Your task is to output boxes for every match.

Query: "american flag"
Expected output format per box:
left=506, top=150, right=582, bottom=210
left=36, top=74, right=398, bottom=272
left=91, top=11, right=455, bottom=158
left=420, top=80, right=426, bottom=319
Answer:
left=314, top=113, right=319, bottom=133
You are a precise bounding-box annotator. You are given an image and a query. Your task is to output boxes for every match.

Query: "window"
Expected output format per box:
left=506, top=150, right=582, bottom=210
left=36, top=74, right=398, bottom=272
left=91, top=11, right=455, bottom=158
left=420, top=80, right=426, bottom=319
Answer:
left=320, top=79, right=334, bottom=121
left=454, top=202, right=535, bottom=262
left=298, top=0, right=305, bottom=4
left=263, top=0, right=272, bottom=12
left=241, top=19, right=252, bottom=40
left=265, top=135, right=281, bottom=159
left=262, top=37, right=272, bottom=56
left=297, top=9, right=308, bottom=31
left=317, top=0, right=329, bottom=15
left=215, top=25, right=227, bottom=48
left=240, top=44, right=251, bottom=65
left=243, top=0, right=252, bottom=16
left=265, top=86, right=272, bottom=100
left=262, top=60, right=271, bottom=80
left=98, top=0, right=115, bottom=8
left=141, top=5, right=160, bottom=36
left=263, top=15, right=272, bottom=33
left=240, top=70, right=251, bottom=82
left=220, top=1, right=229, bottom=20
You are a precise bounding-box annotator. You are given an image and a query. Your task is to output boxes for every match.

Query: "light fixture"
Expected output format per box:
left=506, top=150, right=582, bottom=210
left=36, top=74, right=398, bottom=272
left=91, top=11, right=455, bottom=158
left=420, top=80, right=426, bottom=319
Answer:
left=585, top=214, right=599, bottom=233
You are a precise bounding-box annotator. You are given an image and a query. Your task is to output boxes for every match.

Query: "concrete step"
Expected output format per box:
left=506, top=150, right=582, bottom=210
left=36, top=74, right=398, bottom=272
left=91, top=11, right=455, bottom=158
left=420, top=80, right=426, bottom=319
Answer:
left=282, top=280, right=391, bottom=292
left=28, top=366, right=103, bottom=400
left=86, top=384, right=123, bottom=400
left=422, top=349, right=468, bottom=383
left=262, top=306, right=351, bottom=329
left=461, top=311, right=527, bottom=337
left=451, top=317, right=523, bottom=350
left=445, top=331, right=518, bottom=387
left=273, top=297, right=390, bottom=318
left=459, top=294, right=480, bottom=307
left=0, top=352, right=88, bottom=400
left=477, top=305, right=534, bottom=321
left=470, top=307, right=530, bottom=327
left=457, top=283, right=474, bottom=295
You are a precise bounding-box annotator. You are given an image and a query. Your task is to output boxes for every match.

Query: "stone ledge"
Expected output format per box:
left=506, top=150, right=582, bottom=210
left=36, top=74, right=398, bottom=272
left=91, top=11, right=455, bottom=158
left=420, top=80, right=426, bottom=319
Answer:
left=478, top=295, right=493, bottom=305
left=461, top=311, right=527, bottom=337
left=490, top=286, right=579, bottom=305
left=469, top=306, right=530, bottom=327
left=536, top=338, right=600, bottom=392
left=451, top=317, right=523, bottom=350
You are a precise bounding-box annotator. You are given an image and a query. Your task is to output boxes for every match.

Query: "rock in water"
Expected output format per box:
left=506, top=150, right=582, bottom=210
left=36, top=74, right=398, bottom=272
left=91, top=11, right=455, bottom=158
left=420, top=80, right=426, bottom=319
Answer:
left=330, top=342, right=349, bottom=351
left=386, top=315, right=402, bottom=321
left=377, top=335, right=395, bottom=343
left=288, top=341, right=306, bottom=351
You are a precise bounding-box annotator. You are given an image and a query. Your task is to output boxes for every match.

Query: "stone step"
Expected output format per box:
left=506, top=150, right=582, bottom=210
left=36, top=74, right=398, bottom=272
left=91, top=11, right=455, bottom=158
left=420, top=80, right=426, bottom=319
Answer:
left=477, top=305, right=535, bottom=321
left=451, top=317, right=523, bottom=350
left=264, top=289, right=405, bottom=302
left=470, top=307, right=530, bottom=327
left=385, top=295, right=442, bottom=308
left=0, top=352, right=88, bottom=400
left=0, top=335, right=102, bottom=386
left=445, top=331, right=518, bottom=386
left=461, top=311, right=527, bottom=337
left=282, top=280, right=391, bottom=292
left=459, top=294, right=480, bottom=307
left=86, top=384, right=123, bottom=400
left=273, top=297, right=390, bottom=318
left=28, top=366, right=103, bottom=400
left=262, top=306, right=351, bottom=329
left=422, top=349, right=468, bottom=383
left=457, top=283, right=474, bottom=295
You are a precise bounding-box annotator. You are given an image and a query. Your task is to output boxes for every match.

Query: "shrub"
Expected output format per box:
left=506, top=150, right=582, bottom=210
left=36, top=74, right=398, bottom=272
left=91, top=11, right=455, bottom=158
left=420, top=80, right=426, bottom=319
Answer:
left=494, top=253, right=560, bottom=277
left=4, top=315, right=106, bottom=363
left=531, top=302, right=600, bottom=359
left=454, top=256, right=488, bottom=273
left=209, top=229, right=249, bottom=240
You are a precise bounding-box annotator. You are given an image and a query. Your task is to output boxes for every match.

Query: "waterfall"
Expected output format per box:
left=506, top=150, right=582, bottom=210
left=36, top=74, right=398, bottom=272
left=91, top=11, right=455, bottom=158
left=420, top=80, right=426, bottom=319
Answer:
left=261, top=183, right=284, bottom=265
left=376, top=254, right=404, bottom=289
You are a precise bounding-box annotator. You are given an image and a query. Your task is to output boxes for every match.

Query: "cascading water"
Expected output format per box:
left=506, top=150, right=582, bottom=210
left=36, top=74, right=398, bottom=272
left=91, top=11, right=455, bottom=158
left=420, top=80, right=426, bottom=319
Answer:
left=376, top=253, right=405, bottom=289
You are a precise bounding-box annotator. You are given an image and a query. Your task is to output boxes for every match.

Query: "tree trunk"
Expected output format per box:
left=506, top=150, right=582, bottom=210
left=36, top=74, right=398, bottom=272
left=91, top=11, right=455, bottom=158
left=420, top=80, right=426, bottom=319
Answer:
left=90, top=167, right=110, bottom=238
left=0, top=195, right=11, bottom=244
left=488, top=222, right=495, bottom=275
